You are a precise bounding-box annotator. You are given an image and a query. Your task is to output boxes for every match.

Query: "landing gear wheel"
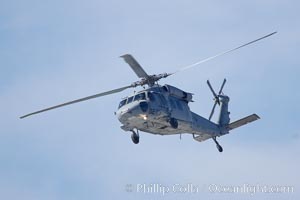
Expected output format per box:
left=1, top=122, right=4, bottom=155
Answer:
left=213, top=136, right=223, bottom=153
left=216, top=144, right=223, bottom=152
left=131, top=130, right=139, bottom=144
left=169, top=118, right=178, bottom=129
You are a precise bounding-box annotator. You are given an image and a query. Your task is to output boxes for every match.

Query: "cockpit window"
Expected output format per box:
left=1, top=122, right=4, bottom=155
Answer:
left=118, top=99, right=127, bottom=109
left=127, top=96, right=134, bottom=104
left=148, top=92, right=155, bottom=101
left=134, top=93, right=146, bottom=101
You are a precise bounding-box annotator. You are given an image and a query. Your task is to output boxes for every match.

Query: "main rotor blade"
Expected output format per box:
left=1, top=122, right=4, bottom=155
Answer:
left=218, top=78, right=226, bottom=95
left=20, top=85, right=133, bottom=119
left=174, top=32, right=277, bottom=74
left=209, top=101, right=217, bottom=121
left=120, top=54, right=149, bottom=78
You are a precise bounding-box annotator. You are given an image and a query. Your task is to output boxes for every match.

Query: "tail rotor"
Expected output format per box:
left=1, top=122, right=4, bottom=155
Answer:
left=207, top=79, right=226, bottom=120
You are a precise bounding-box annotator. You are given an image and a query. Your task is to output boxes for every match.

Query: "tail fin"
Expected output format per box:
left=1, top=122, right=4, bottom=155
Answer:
left=218, top=95, right=230, bottom=127
left=227, top=114, right=260, bottom=130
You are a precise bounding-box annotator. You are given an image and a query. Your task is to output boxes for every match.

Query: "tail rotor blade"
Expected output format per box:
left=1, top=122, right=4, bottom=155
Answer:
left=209, top=101, right=217, bottom=121
left=208, top=79, right=226, bottom=120
left=207, top=80, right=218, bottom=99
left=218, top=78, right=226, bottom=95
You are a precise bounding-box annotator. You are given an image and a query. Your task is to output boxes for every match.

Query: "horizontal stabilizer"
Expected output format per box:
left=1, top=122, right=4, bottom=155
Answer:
left=227, top=114, right=260, bottom=130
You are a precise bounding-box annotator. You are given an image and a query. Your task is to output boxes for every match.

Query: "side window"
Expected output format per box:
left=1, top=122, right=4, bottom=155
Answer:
left=140, top=93, right=146, bottom=100
left=148, top=92, right=155, bottom=101
left=118, top=99, right=127, bottom=109
left=127, top=96, right=134, bottom=104
left=134, top=93, right=146, bottom=101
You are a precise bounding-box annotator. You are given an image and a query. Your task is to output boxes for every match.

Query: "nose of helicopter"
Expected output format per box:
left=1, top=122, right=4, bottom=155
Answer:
left=116, top=101, right=149, bottom=123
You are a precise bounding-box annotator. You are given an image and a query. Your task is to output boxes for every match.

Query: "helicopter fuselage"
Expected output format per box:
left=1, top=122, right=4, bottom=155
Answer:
left=20, top=31, right=273, bottom=151
left=115, top=84, right=222, bottom=141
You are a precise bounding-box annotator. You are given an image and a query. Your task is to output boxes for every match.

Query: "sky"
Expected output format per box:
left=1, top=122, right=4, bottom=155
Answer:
left=1, top=0, right=300, bottom=199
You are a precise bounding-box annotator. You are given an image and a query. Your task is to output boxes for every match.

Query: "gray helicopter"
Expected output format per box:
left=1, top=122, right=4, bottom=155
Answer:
left=20, top=32, right=276, bottom=152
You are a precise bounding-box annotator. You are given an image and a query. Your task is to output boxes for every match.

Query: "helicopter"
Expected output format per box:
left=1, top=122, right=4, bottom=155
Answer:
left=20, top=32, right=276, bottom=152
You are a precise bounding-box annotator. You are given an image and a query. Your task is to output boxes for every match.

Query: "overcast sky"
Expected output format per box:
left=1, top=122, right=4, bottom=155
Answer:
left=1, top=0, right=299, bottom=199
